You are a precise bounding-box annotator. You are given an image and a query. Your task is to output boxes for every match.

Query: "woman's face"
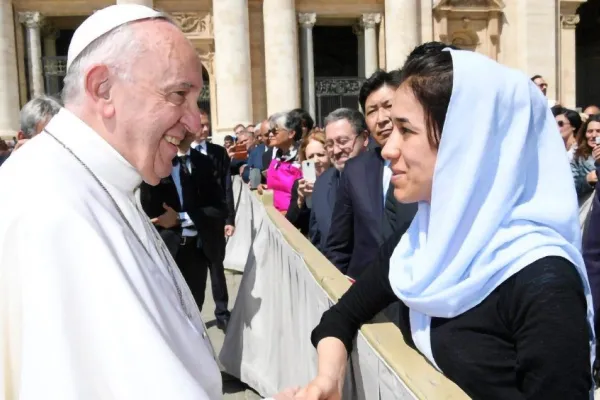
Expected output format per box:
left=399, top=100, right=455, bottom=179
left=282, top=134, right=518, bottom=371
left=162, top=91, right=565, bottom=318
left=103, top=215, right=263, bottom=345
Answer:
left=586, top=121, right=600, bottom=148
left=555, top=114, right=573, bottom=141
left=382, top=83, right=438, bottom=204
left=305, top=139, right=331, bottom=177
left=268, top=126, right=294, bottom=148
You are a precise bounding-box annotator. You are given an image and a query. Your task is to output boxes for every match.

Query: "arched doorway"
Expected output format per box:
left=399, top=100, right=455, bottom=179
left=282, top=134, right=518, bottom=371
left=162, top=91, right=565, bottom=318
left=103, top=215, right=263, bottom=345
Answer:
left=576, top=0, right=600, bottom=107
left=313, top=24, right=362, bottom=126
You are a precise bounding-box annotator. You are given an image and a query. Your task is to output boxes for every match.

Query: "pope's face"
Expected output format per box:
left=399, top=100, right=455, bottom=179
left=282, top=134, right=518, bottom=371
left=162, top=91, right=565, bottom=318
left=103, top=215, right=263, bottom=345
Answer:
left=112, top=21, right=203, bottom=185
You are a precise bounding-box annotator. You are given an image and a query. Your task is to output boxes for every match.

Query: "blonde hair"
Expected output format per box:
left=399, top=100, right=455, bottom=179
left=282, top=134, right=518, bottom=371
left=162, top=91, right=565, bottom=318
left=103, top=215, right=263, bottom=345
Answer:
left=299, top=130, right=326, bottom=162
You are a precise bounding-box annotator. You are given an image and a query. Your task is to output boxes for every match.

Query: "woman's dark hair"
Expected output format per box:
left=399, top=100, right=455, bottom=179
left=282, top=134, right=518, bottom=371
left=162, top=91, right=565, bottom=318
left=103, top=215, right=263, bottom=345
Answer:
left=561, top=109, right=583, bottom=137
left=551, top=105, right=566, bottom=117
left=401, top=43, right=454, bottom=148
left=574, top=114, right=600, bottom=160
left=285, top=111, right=304, bottom=141
left=289, top=108, right=314, bottom=136
left=406, top=41, right=458, bottom=59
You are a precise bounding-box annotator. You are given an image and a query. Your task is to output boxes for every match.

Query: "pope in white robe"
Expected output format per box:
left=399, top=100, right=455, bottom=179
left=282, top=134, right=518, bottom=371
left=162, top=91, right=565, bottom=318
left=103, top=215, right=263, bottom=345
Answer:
left=0, top=5, right=292, bottom=400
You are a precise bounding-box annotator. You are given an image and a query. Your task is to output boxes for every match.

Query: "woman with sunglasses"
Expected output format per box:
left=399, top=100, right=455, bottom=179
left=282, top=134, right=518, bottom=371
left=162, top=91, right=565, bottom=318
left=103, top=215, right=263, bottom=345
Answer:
left=263, top=111, right=303, bottom=213
left=296, top=44, right=594, bottom=400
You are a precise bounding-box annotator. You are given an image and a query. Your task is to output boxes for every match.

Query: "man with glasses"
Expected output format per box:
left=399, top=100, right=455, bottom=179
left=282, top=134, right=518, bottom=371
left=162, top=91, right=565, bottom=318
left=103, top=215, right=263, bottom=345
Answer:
left=323, top=70, right=417, bottom=280
left=309, top=108, right=367, bottom=251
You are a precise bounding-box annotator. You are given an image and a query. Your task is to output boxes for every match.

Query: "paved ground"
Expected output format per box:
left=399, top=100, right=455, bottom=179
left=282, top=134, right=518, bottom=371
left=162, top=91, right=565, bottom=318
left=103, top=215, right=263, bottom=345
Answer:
left=201, top=270, right=262, bottom=400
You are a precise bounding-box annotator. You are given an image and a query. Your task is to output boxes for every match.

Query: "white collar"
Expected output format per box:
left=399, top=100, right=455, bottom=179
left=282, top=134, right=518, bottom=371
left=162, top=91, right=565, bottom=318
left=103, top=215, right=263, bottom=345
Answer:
left=192, top=140, right=206, bottom=148
left=44, top=108, right=142, bottom=194
left=177, top=149, right=191, bottom=157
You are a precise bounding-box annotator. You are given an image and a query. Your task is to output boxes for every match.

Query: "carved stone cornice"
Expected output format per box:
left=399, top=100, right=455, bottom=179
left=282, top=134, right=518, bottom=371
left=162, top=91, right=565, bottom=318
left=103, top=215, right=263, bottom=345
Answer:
left=198, top=51, right=215, bottom=76
left=170, top=12, right=213, bottom=38
left=360, top=13, right=381, bottom=30
left=561, top=13, right=580, bottom=29
left=19, top=11, right=45, bottom=30
left=433, top=0, right=504, bottom=12
left=298, top=13, right=316, bottom=29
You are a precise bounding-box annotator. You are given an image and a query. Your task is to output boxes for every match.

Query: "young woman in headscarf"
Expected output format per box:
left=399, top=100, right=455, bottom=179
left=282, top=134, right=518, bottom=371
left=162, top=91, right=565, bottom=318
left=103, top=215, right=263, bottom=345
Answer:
left=296, top=44, right=595, bottom=400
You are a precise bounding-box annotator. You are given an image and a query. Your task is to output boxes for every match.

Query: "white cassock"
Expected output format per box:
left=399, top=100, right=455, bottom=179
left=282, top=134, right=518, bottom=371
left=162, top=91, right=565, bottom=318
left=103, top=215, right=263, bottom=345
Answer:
left=0, top=109, right=222, bottom=399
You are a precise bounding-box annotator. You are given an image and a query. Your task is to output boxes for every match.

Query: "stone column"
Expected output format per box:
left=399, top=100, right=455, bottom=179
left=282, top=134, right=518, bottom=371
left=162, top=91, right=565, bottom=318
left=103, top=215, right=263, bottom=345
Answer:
left=361, top=13, right=381, bottom=78
left=385, top=0, right=419, bottom=70
left=560, top=13, right=579, bottom=108
left=19, top=11, right=45, bottom=97
left=263, top=0, right=300, bottom=115
left=298, top=12, right=316, bottom=119
left=213, top=0, right=253, bottom=137
left=116, top=0, right=153, bottom=6
left=0, top=0, right=21, bottom=137
left=353, top=23, right=365, bottom=77
left=43, top=25, right=60, bottom=95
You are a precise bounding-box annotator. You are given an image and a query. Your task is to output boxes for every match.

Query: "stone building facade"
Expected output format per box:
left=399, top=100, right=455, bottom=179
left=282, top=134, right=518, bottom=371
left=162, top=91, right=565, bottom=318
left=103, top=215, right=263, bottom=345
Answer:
left=0, top=0, right=598, bottom=142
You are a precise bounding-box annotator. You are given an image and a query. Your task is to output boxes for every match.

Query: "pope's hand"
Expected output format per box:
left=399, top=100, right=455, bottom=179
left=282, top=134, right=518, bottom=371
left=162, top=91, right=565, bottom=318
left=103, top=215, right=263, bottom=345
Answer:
left=150, top=203, right=179, bottom=229
left=294, top=375, right=341, bottom=400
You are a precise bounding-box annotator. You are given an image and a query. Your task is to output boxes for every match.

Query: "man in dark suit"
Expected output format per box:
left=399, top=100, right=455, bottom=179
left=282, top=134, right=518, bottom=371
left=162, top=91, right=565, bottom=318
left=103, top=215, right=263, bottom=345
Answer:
left=324, top=70, right=417, bottom=279
left=140, top=131, right=228, bottom=314
left=192, top=109, right=235, bottom=330
left=241, top=120, right=269, bottom=183
left=308, top=108, right=369, bottom=250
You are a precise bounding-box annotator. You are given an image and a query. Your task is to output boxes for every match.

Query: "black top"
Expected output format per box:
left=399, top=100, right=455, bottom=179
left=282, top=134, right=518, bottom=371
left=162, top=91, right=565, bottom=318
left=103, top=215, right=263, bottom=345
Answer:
left=285, top=178, right=310, bottom=235
left=312, top=229, right=592, bottom=399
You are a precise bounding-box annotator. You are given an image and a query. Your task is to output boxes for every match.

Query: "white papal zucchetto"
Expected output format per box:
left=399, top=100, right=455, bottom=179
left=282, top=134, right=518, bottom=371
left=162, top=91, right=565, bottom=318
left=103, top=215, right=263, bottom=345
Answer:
left=67, top=4, right=163, bottom=70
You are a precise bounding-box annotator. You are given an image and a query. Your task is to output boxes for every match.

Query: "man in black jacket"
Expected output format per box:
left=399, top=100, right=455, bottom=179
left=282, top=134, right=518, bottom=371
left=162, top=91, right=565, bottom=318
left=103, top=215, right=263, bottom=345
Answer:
left=308, top=108, right=368, bottom=251
left=192, top=109, right=235, bottom=330
left=140, top=131, right=228, bottom=313
left=324, top=70, right=417, bottom=279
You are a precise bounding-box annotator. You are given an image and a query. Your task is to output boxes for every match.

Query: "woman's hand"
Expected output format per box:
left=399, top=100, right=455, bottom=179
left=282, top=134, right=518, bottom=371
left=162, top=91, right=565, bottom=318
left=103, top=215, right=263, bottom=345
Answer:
left=297, top=179, right=314, bottom=203
left=294, top=375, right=341, bottom=400
left=593, top=145, right=600, bottom=163
left=586, top=170, right=598, bottom=185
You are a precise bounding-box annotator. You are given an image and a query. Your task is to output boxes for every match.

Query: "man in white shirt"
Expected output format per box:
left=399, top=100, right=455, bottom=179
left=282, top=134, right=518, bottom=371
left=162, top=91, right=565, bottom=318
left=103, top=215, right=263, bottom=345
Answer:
left=0, top=5, right=295, bottom=400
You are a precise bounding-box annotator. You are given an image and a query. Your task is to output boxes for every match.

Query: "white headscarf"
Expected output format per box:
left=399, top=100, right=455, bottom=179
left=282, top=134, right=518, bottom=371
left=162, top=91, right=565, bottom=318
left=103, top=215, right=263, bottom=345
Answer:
left=388, top=49, right=595, bottom=370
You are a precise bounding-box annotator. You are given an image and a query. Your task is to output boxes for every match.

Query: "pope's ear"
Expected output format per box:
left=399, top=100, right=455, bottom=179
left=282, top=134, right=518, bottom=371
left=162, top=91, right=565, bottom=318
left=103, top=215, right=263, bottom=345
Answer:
left=84, top=65, right=115, bottom=117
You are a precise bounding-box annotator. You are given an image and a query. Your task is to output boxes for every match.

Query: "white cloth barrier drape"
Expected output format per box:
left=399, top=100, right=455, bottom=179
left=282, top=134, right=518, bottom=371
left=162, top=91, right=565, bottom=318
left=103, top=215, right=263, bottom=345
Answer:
left=220, top=177, right=418, bottom=399
left=223, top=177, right=252, bottom=272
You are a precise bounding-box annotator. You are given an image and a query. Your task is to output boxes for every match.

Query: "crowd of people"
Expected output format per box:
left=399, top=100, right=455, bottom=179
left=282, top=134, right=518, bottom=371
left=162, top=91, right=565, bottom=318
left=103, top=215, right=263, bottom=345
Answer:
left=1, top=3, right=600, bottom=400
